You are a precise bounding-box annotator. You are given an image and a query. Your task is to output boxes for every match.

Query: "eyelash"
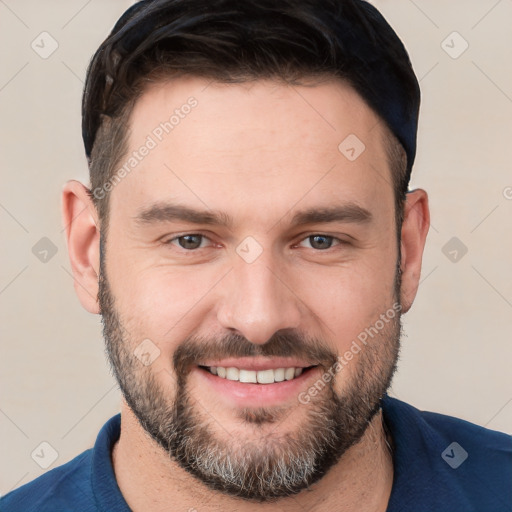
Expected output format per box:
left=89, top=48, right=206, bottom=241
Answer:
left=163, top=233, right=347, bottom=252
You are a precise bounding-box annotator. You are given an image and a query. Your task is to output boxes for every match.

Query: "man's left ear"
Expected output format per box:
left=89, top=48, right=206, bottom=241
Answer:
left=399, top=188, right=430, bottom=313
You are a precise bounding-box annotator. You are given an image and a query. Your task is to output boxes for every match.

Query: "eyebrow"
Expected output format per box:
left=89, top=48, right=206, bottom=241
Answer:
left=134, top=202, right=372, bottom=229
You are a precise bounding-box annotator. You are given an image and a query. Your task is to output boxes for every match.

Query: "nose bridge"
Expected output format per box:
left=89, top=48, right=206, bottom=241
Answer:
left=216, top=247, right=302, bottom=345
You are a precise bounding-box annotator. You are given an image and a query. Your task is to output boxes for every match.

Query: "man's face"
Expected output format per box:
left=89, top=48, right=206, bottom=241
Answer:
left=99, top=77, right=401, bottom=500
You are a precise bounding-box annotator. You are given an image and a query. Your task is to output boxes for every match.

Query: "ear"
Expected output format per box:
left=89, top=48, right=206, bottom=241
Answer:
left=399, top=188, right=430, bottom=313
left=61, top=180, right=101, bottom=314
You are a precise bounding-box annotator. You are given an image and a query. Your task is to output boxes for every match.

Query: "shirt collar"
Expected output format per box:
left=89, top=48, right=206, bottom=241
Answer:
left=90, top=413, right=131, bottom=512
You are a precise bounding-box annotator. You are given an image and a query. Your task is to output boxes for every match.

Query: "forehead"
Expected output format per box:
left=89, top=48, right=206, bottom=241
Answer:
left=109, top=76, right=394, bottom=227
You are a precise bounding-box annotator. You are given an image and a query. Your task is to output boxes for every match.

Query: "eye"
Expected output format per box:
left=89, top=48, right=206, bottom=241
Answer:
left=164, top=233, right=345, bottom=252
left=298, top=234, right=342, bottom=250
left=168, top=234, right=210, bottom=250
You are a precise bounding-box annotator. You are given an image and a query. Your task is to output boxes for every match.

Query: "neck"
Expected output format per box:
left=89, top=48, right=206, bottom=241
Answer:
left=111, top=400, right=393, bottom=512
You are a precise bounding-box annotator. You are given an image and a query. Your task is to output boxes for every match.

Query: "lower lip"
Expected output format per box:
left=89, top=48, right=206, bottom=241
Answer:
left=192, top=366, right=321, bottom=408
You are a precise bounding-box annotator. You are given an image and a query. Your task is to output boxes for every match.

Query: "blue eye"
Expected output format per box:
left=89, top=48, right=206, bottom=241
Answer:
left=299, top=235, right=339, bottom=250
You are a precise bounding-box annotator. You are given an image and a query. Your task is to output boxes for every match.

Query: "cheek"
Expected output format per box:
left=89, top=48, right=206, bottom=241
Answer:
left=296, top=256, right=397, bottom=341
left=110, top=266, right=219, bottom=344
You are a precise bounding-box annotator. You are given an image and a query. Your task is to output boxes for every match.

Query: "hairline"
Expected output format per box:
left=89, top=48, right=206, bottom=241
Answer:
left=89, top=75, right=408, bottom=239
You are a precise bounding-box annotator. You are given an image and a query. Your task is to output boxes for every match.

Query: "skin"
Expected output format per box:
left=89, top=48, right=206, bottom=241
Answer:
left=62, top=76, right=429, bottom=511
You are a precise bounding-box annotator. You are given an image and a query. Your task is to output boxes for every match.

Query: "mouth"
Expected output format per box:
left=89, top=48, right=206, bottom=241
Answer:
left=193, top=360, right=323, bottom=408
left=198, top=365, right=318, bottom=384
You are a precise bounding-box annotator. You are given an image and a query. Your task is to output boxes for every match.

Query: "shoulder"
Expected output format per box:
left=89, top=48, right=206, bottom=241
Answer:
left=0, top=413, right=122, bottom=512
left=385, top=395, right=511, bottom=458
left=0, top=449, right=98, bottom=512
left=385, top=394, right=511, bottom=443
left=420, top=404, right=511, bottom=452
left=382, top=396, right=512, bottom=512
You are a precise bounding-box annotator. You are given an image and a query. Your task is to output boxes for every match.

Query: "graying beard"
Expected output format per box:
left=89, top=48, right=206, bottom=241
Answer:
left=99, top=252, right=401, bottom=502
left=164, top=391, right=344, bottom=501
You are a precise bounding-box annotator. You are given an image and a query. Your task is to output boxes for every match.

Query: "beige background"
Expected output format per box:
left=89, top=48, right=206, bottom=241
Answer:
left=1, top=0, right=511, bottom=495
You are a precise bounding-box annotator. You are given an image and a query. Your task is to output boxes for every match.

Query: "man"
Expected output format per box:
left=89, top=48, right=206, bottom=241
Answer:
left=1, top=0, right=510, bottom=510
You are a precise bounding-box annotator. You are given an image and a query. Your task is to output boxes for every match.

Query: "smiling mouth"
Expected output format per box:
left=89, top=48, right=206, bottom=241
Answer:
left=198, top=365, right=318, bottom=384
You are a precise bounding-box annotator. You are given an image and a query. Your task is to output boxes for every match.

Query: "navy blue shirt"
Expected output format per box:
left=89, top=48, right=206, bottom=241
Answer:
left=2, top=396, right=511, bottom=511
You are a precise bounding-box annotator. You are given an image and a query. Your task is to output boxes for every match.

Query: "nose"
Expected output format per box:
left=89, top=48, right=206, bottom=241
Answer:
left=216, top=252, right=303, bottom=345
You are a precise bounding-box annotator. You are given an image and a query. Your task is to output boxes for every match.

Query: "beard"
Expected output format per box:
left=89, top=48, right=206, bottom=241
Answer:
left=99, top=248, right=402, bottom=502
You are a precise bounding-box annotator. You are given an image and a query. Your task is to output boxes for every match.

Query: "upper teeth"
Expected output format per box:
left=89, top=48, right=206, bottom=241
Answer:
left=209, top=366, right=303, bottom=384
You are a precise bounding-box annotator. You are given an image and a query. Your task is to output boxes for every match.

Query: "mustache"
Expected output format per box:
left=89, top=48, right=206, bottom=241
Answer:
left=173, top=329, right=338, bottom=379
